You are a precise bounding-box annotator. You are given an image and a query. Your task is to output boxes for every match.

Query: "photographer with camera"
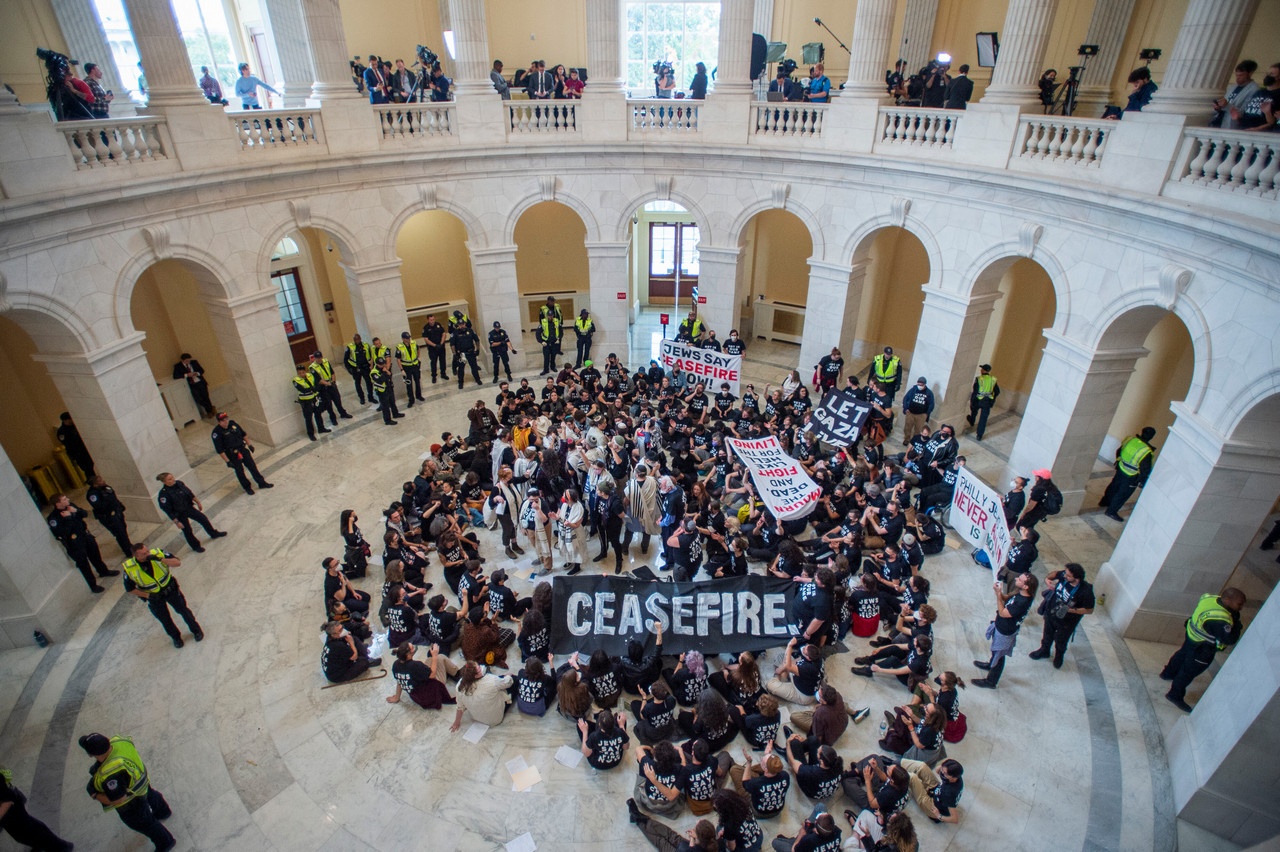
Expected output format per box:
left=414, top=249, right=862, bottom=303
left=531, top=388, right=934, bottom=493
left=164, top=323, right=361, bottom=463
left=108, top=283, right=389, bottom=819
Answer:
left=37, top=48, right=95, bottom=121
left=84, top=63, right=113, bottom=118
left=921, top=58, right=950, bottom=108
left=654, top=62, right=676, bottom=98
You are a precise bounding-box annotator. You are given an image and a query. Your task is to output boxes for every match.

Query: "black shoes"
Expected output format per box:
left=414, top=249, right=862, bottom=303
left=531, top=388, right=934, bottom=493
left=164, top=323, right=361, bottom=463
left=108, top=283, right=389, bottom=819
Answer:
left=210, top=530, right=228, bottom=538
left=850, top=666, right=873, bottom=678
left=259, top=482, right=274, bottom=489
left=1165, top=693, right=1193, bottom=713
left=192, top=546, right=206, bottom=553
left=244, top=488, right=255, bottom=495
left=340, top=413, right=353, bottom=419
left=318, top=428, right=332, bottom=434
left=626, top=798, right=647, bottom=825
left=394, top=413, right=406, bottom=419
left=566, top=565, right=582, bottom=576
left=193, top=628, right=205, bottom=642
left=782, top=725, right=794, bottom=740
left=973, top=660, right=991, bottom=670
left=592, top=553, right=608, bottom=562
left=100, top=568, right=121, bottom=577
left=1028, top=650, right=1049, bottom=660
left=972, top=678, right=996, bottom=689
left=854, top=655, right=873, bottom=665
left=90, top=585, right=105, bottom=594
left=173, top=637, right=184, bottom=648
left=1105, top=512, right=1124, bottom=522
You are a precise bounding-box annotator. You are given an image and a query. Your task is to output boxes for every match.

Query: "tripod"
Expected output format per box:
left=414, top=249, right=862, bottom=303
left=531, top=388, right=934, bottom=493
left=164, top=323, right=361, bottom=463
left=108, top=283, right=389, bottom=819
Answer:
left=1052, top=52, right=1091, bottom=116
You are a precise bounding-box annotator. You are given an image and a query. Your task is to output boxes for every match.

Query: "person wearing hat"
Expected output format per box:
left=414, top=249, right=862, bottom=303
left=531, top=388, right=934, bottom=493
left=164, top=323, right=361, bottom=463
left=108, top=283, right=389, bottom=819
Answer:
left=536, top=298, right=563, bottom=376
left=122, top=540, right=203, bottom=648
left=900, top=377, right=934, bottom=446
left=450, top=319, right=484, bottom=388
left=1016, top=470, right=1060, bottom=530
left=488, top=568, right=534, bottom=620
left=210, top=412, right=273, bottom=495
left=488, top=320, right=516, bottom=383
left=292, top=364, right=330, bottom=440
left=1100, top=426, right=1157, bottom=522
left=869, top=346, right=902, bottom=404
left=573, top=309, right=596, bottom=368
left=47, top=492, right=119, bottom=593
left=155, top=472, right=226, bottom=553
left=421, top=314, right=450, bottom=383
left=519, top=486, right=555, bottom=573
left=966, top=364, right=1000, bottom=441
left=171, top=352, right=214, bottom=417
left=79, top=731, right=175, bottom=850
left=395, top=332, right=425, bottom=405
left=343, top=333, right=376, bottom=404
left=308, top=350, right=352, bottom=422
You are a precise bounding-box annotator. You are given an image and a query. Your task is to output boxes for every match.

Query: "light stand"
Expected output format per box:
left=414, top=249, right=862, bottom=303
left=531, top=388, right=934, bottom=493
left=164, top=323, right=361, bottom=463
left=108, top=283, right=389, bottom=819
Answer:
left=812, top=18, right=851, bottom=56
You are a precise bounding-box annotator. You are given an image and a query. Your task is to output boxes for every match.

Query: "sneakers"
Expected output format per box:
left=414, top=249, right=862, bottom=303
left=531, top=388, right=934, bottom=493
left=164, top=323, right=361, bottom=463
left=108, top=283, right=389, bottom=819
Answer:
left=1164, top=693, right=1193, bottom=713
left=852, top=707, right=870, bottom=724
left=566, top=565, right=582, bottom=576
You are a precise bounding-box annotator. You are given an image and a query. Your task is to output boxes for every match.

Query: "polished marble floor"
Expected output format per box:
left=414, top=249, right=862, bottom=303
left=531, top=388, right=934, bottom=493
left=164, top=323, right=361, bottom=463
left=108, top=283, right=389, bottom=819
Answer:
left=0, top=319, right=1261, bottom=851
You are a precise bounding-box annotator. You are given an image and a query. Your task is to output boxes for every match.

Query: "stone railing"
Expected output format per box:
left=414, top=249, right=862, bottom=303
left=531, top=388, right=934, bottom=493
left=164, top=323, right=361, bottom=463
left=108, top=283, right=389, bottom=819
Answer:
left=877, top=107, right=959, bottom=148
left=229, top=109, right=324, bottom=150
left=374, top=103, right=455, bottom=142
left=61, top=116, right=170, bottom=169
left=508, top=102, right=579, bottom=135
left=1172, top=129, right=1279, bottom=199
left=1015, top=115, right=1109, bottom=166
left=628, top=100, right=701, bottom=134
left=751, top=103, right=827, bottom=138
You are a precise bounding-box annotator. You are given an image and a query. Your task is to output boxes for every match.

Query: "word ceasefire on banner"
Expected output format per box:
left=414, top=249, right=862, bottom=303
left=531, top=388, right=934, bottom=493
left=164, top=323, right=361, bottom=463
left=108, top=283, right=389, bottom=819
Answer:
left=659, top=339, right=742, bottom=394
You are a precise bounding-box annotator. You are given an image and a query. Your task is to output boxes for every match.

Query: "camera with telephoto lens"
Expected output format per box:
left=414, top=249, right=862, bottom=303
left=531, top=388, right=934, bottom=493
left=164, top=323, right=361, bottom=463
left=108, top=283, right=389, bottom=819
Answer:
left=416, top=44, right=439, bottom=68
left=653, top=60, right=673, bottom=78
left=778, top=58, right=798, bottom=78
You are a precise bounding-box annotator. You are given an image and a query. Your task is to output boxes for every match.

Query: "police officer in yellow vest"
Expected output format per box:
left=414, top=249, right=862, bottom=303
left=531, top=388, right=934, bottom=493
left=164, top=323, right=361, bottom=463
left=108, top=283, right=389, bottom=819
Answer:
left=676, top=310, right=705, bottom=345
left=537, top=301, right=563, bottom=376
left=294, top=365, right=330, bottom=441
left=869, top=345, right=902, bottom=404
left=80, top=731, right=175, bottom=850
left=371, top=355, right=404, bottom=426
left=396, top=331, right=426, bottom=406
left=309, top=350, right=352, bottom=423
left=966, top=363, right=1001, bottom=441
left=343, top=333, right=375, bottom=404
left=573, top=309, right=596, bottom=368
left=122, top=541, right=203, bottom=648
left=1160, top=587, right=1245, bottom=712
left=1100, top=426, right=1156, bottom=522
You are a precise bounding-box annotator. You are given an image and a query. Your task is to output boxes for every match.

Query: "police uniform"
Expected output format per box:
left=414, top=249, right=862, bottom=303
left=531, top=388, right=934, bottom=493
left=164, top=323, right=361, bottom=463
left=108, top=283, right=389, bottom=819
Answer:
left=396, top=333, right=426, bottom=404
left=451, top=323, right=484, bottom=387
left=967, top=366, right=1000, bottom=440
left=573, top=313, right=595, bottom=367
left=677, top=315, right=704, bottom=344
left=293, top=368, right=330, bottom=440
left=80, top=734, right=174, bottom=850
left=47, top=500, right=117, bottom=592
left=122, top=548, right=203, bottom=647
left=343, top=339, right=375, bottom=404
left=370, top=360, right=404, bottom=425
left=309, top=354, right=352, bottom=421
left=0, top=768, right=73, bottom=851
left=1100, top=431, right=1155, bottom=520
left=537, top=306, right=562, bottom=376
left=1161, top=593, right=1243, bottom=707
left=422, top=318, right=449, bottom=382
left=56, top=418, right=95, bottom=478
left=869, top=348, right=902, bottom=403
left=211, top=417, right=273, bottom=494
left=157, top=478, right=224, bottom=552
left=86, top=481, right=133, bottom=556
left=489, top=323, right=514, bottom=382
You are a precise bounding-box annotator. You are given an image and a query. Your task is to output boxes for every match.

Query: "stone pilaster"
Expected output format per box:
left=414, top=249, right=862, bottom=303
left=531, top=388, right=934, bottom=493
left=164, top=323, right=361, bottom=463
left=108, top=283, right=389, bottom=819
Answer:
left=798, top=261, right=859, bottom=374
left=1145, top=0, right=1260, bottom=118
left=842, top=0, right=897, bottom=99
left=297, top=0, right=362, bottom=103
left=585, top=242, right=631, bottom=368
left=907, top=287, right=1002, bottom=425
left=714, top=0, right=755, bottom=96
left=898, top=0, right=940, bottom=76
left=120, top=0, right=206, bottom=107
left=693, top=246, right=744, bottom=346
left=339, top=259, right=409, bottom=346
left=446, top=0, right=506, bottom=147
left=579, top=0, right=629, bottom=143
left=468, top=245, right=526, bottom=369
left=980, top=0, right=1061, bottom=108
left=260, top=0, right=316, bottom=108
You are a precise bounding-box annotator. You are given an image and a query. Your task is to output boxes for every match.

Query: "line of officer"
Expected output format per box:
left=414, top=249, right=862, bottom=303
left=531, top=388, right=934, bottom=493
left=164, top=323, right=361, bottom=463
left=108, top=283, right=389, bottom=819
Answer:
left=79, top=732, right=175, bottom=851
left=122, top=541, right=203, bottom=648
left=966, top=364, right=1000, bottom=441
left=1100, top=426, right=1156, bottom=522
left=396, top=331, right=426, bottom=405
left=47, top=493, right=119, bottom=593
left=573, top=309, right=595, bottom=368
left=86, top=474, right=134, bottom=557
left=371, top=356, right=405, bottom=426
left=293, top=365, right=332, bottom=441
left=489, top=321, right=515, bottom=383
left=1160, top=587, right=1246, bottom=712
left=869, top=346, right=902, bottom=405
left=211, top=412, right=274, bottom=494
left=343, top=333, right=376, bottom=404
left=422, top=314, right=450, bottom=382
left=155, top=473, right=225, bottom=552
left=309, top=350, right=353, bottom=422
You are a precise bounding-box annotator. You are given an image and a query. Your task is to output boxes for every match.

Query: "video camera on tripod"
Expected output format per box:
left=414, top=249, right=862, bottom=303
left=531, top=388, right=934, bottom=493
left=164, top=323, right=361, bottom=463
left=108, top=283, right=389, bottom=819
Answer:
left=414, top=44, right=439, bottom=69
left=1052, top=43, right=1098, bottom=116
left=36, top=47, right=93, bottom=121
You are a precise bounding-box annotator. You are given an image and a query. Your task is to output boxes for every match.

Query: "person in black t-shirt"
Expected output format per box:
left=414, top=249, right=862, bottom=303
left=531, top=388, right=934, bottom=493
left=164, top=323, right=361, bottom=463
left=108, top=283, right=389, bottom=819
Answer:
left=899, top=757, right=963, bottom=823
left=324, top=556, right=371, bottom=617
left=733, top=693, right=782, bottom=751
left=765, top=638, right=824, bottom=706
left=842, top=755, right=910, bottom=832
left=712, top=788, right=765, bottom=851
left=383, top=584, right=420, bottom=648
left=486, top=569, right=533, bottom=621
left=386, top=641, right=457, bottom=709
left=681, top=738, right=733, bottom=816
left=579, top=709, right=631, bottom=769
left=515, top=656, right=556, bottom=716
left=422, top=595, right=462, bottom=652
left=973, top=572, right=1038, bottom=688
left=634, top=742, right=685, bottom=815
left=783, top=733, right=843, bottom=800
left=663, top=650, right=709, bottom=706
left=632, top=681, right=678, bottom=744
left=731, top=744, right=791, bottom=819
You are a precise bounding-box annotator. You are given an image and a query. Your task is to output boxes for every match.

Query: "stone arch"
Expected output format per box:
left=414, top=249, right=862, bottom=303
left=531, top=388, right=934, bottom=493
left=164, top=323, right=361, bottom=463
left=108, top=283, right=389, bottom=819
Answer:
left=256, top=212, right=365, bottom=283
left=610, top=189, right=717, bottom=246
left=502, top=185, right=601, bottom=246
left=112, top=239, right=240, bottom=341
left=1224, top=371, right=1280, bottom=441
left=1, top=292, right=99, bottom=354
left=957, top=239, right=1070, bottom=331
left=843, top=214, right=942, bottom=281
left=727, top=195, right=825, bottom=259
left=384, top=190, right=488, bottom=259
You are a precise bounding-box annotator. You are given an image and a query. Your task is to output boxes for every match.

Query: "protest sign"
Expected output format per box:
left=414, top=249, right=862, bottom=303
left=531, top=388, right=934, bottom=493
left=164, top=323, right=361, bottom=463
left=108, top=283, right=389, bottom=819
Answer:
left=949, top=466, right=1012, bottom=578
left=806, top=389, right=872, bottom=447
left=659, top=339, right=742, bottom=394
left=727, top=436, right=822, bottom=521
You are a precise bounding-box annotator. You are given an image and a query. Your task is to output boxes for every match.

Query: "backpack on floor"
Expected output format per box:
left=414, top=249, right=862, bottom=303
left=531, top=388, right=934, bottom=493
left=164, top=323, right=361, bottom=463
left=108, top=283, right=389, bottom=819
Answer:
left=944, top=711, right=967, bottom=743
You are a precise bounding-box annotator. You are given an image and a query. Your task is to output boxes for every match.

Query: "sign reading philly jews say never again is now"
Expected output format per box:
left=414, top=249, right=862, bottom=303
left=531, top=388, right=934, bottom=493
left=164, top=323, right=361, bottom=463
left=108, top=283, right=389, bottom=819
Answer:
left=948, top=465, right=1012, bottom=579
left=550, top=574, right=797, bottom=655
left=727, top=436, right=822, bottom=521
left=659, top=339, right=742, bottom=395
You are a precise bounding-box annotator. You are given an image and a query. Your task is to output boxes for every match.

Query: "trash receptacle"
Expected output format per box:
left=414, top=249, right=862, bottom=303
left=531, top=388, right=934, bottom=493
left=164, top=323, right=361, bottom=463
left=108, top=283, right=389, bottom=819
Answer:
left=52, top=446, right=86, bottom=490
left=28, top=464, right=59, bottom=503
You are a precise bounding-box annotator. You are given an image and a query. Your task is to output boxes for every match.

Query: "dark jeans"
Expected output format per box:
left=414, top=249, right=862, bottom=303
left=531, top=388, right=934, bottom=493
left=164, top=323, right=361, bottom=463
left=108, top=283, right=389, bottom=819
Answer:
left=1035, top=614, right=1077, bottom=665
left=146, top=583, right=201, bottom=642
left=0, top=800, right=73, bottom=850
left=116, top=787, right=174, bottom=850
left=1161, top=636, right=1217, bottom=702
left=346, top=367, right=373, bottom=403
left=175, top=509, right=219, bottom=549
left=66, top=540, right=111, bottom=589
left=227, top=451, right=268, bottom=493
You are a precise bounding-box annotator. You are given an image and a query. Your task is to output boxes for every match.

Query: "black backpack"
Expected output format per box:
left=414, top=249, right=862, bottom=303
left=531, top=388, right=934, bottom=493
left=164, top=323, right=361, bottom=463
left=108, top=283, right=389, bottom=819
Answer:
left=1042, top=484, right=1063, bottom=515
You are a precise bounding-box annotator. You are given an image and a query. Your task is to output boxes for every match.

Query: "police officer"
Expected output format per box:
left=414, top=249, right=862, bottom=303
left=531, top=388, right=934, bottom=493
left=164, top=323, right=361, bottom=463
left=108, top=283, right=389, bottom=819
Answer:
left=489, top=321, right=515, bottom=383
left=211, top=412, right=274, bottom=494
left=47, top=493, right=119, bottom=593
left=573, top=309, right=595, bottom=368
left=171, top=352, right=214, bottom=418
left=86, top=474, right=134, bottom=556
left=155, top=472, right=225, bottom=552
left=1100, top=426, right=1156, bottom=522
left=292, top=365, right=329, bottom=440
left=122, top=541, right=203, bottom=648
left=422, top=314, right=449, bottom=382
left=676, top=310, right=705, bottom=345
left=0, top=766, right=74, bottom=851
left=343, top=333, right=375, bottom=404
left=869, top=346, right=902, bottom=405
left=55, top=412, right=95, bottom=478
left=1160, top=587, right=1246, bottom=712
left=447, top=309, right=471, bottom=334
left=79, top=732, right=175, bottom=851
left=537, top=304, right=562, bottom=376
left=966, top=364, right=1000, bottom=440
left=396, top=331, right=426, bottom=405
left=451, top=320, right=484, bottom=388
left=371, top=356, right=404, bottom=426
left=309, top=350, right=353, bottom=422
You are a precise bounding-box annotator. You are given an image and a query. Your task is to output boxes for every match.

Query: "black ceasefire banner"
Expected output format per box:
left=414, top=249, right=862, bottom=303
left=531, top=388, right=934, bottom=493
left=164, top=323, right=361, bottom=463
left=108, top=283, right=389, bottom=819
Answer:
left=806, top=389, right=872, bottom=447
left=550, top=574, right=797, bottom=655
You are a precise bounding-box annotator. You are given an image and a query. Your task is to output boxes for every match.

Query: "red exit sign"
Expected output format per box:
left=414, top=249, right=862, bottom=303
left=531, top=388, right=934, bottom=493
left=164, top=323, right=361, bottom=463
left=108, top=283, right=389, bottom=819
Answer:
left=659, top=313, right=670, bottom=325
left=616, top=291, right=626, bottom=299
left=697, top=296, right=707, bottom=304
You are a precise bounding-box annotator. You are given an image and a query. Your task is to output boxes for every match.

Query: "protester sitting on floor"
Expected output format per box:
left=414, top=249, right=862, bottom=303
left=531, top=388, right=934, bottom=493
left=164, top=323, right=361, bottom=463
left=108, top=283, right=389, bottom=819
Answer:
left=386, top=641, right=458, bottom=709
left=663, top=650, right=709, bottom=707
left=631, top=681, right=678, bottom=744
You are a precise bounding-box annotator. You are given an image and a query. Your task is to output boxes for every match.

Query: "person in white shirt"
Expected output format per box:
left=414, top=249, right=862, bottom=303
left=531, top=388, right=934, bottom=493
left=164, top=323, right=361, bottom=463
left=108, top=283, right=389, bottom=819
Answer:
left=449, top=661, right=514, bottom=730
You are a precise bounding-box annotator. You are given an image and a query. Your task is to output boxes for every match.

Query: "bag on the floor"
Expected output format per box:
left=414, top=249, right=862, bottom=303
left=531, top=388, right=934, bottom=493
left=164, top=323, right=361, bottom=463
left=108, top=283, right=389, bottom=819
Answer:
left=944, top=711, right=967, bottom=743
left=367, top=630, right=390, bottom=660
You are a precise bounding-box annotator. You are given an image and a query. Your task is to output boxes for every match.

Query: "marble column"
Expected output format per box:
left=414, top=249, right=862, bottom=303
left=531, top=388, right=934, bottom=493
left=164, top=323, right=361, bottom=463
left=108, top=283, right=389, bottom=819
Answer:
left=907, top=287, right=1003, bottom=425
left=841, top=0, right=896, bottom=99
left=585, top=0, right=627, bottom=96
left=1072, top=0, right=1138, bottom=116
left=586, top=242, right=631, bottom=368
left=1004, top=331, right=1146, bottom=516
left=446, top=0, right=506, bottom=146
left=339, top=259, right=409, bottom=345
left=202, top=288, right=300, bottom=445
left=1145, top=0, right=1260, bottom=118
left=798, top=261, right=860, bottom=375
left=0, top=446, right=89, bottom=649
left=120, top=0, right=207, bottom=107
left=714, top=0, right=755, bottom=96
left=34, top=334, right=194, bottom=522
left=297, top=0, right=362, bottom=102
left=467, top=245, right=525, bottom=368
left=898, top=0, right=940, bottom=75
left=752, top=0, right=773, bottom=46
left=1097, top=406, right=1280, bottom=643
left=980, top=0, right=1061, bottom=107
left=50, top=0, right=131, bottom=102
left=260, top=0, right=316, bottom=107
left=693, top=246, right=745, bottom=346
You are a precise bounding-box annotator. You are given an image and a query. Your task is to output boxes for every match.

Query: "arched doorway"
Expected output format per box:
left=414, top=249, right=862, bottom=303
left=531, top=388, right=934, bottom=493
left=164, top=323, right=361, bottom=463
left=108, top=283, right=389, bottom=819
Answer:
left=739, top=209, right=812, bottom=348
left=627, top=200, right=700, bottom=361
left=850, top=227, right=929, bottom=365
left=514, top=201, right=589, bottom=366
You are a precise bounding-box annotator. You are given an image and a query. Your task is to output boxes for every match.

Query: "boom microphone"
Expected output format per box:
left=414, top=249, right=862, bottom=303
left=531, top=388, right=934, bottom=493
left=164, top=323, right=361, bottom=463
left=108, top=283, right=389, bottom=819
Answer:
left=814, top=17, right=822, bottom=24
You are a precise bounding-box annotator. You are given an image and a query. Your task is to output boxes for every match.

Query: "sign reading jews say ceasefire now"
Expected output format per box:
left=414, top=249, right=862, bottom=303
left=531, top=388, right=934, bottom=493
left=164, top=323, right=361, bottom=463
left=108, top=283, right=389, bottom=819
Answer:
left=948, top=465, right=1012, bottom=577
left=727, top=436, right=822, bottom=521
left=659, top=339, right=742, bottom=395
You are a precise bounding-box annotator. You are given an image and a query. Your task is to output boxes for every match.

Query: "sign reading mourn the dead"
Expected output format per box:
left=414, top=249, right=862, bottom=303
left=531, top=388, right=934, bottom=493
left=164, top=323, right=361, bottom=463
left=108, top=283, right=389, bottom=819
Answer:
left=727, top=436, right=822, bottom=521
left=806, top=389, right=872, bottom=447
left=550, top=574, right=797, bottom=655
left=659, top=339, right=742, bottom=394
left=949, top=466, right=1012, bottom=578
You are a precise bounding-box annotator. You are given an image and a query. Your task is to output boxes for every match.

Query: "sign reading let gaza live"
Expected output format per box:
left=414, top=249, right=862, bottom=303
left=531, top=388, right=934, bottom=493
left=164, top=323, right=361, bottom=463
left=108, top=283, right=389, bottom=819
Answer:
left=727, top=436, right=822, bottom=521
left=806, top=389, right=872, bottom=448
left=550, top=574, right=797, bottom=655
left=659, top=339, right=742, bottom=394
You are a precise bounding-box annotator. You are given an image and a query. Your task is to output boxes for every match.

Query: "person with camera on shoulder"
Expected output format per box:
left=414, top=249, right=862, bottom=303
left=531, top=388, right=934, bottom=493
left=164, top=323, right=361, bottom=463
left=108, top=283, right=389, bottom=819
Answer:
left=1028, top=563, right=1095, bottom=669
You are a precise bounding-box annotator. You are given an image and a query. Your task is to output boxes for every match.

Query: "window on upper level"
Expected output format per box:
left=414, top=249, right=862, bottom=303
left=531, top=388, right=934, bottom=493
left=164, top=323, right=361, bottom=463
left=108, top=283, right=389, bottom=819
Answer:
left=92, top=0, right=240, bottom=101
left=626, top=2, right=721, bottom=95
